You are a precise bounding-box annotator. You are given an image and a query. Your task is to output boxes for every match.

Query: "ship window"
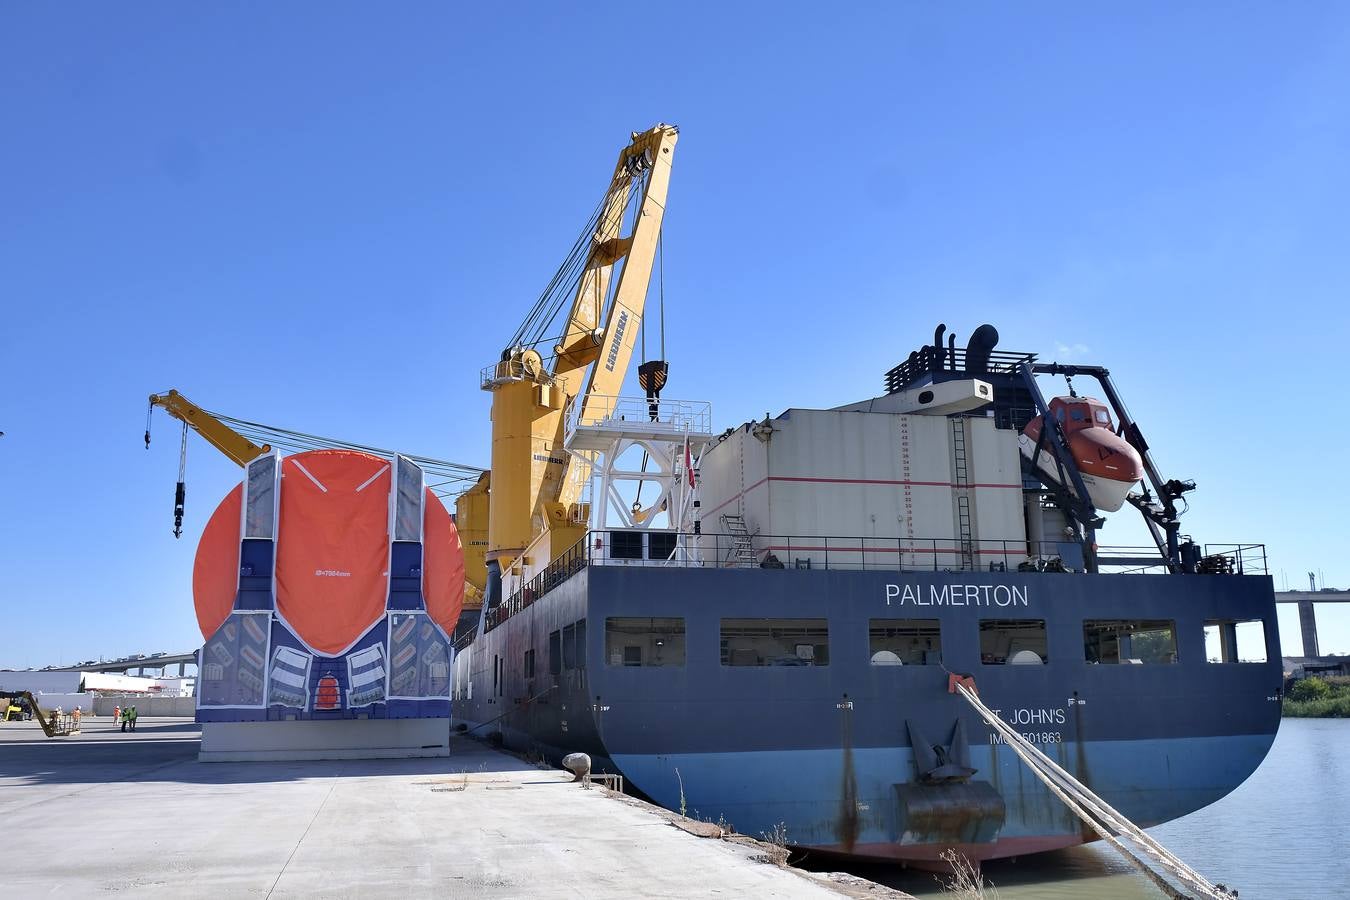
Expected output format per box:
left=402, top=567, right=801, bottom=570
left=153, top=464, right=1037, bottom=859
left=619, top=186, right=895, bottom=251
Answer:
left=559, top=620, right=587, bottom=670
left=549, top=630, right=561, bottom=675
left=648, top=532, right=678, bottom=561
left=1204, top=618, right=1268, bottom=663
left=524, top=648, right=535, bottom=679
left=980, top=619, right=1048, bottom=665
left=605, top=617, right=686, bottom=667
left=1095, top=409, right=1111, bottom=425
left=562, top=623, right=577, bottom=670
left=868, top=619, right=941, bottom=665
left=1083, top=620, right=1177, bottom=664
left=610, top=531, right=644, bottom=560
left=720, top=618, right=829, bottom=667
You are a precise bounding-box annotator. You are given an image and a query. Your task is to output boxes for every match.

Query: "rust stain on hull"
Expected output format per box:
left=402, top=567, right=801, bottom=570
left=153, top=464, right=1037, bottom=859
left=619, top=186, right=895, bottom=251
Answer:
left=836, top=695, right=860, bottom=852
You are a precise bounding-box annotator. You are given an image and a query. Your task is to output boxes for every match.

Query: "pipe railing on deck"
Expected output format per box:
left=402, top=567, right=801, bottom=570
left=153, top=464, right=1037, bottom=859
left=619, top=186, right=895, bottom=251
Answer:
left=482, top=532, right=1267, bottom=633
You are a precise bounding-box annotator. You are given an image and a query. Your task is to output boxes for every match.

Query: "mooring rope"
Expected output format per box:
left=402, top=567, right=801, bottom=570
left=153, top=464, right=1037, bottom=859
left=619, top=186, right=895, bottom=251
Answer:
left=952, top=681, right=1236, bottom=900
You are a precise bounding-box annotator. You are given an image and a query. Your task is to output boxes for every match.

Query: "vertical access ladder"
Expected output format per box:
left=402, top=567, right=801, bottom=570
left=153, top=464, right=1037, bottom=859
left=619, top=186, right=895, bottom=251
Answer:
left=951, top=417, right=975, bottom=570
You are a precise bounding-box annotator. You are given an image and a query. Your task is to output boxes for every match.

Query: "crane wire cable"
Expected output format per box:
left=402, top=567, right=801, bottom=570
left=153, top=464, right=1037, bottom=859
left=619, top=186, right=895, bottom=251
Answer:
left=511, top=163, right=651, bottom=355
left=525, top=169, right=636, bottom=349
left=509, top=169, right=631, bottom=351
left=202, top=411, right=485, bottom=501
left=514, top=177, right=618, bottom=346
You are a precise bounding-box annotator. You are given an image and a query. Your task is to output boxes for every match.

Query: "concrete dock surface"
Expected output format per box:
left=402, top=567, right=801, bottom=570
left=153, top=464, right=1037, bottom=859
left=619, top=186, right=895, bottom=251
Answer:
left=0, top=718, right=904, bottom=898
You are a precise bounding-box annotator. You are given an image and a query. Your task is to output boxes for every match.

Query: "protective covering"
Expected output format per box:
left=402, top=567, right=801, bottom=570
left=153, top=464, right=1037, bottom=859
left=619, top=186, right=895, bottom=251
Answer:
left=274, top=450, right=391, bottom=656
left=388, top=612, right=453, bottom=699
left=192, top=447, right=464, bottom=726
left=198, top=612, right=270, bottom=707
left=422, top=485, right=466, bottom=634
left=193, top=484, right=243, bottom=639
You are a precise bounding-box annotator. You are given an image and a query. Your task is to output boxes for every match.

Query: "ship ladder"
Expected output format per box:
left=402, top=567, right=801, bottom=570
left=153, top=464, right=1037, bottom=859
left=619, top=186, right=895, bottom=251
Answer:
left=719, top=514, right=758, bottom=568
left=950, top=417, right=975, bottom=570
left=950, top=679, right=1237, bottom=900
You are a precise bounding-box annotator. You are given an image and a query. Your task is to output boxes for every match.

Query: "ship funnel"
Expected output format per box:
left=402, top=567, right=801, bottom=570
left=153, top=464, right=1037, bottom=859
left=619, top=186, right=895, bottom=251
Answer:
left=965, top=324, right=1000, bottom=374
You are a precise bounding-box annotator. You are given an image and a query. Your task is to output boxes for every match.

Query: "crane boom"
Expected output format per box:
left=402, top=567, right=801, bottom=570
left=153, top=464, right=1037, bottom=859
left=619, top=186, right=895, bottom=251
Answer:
left=147, top=390, right=271, bottom=466
left=481, top=125, right=678, bottom=584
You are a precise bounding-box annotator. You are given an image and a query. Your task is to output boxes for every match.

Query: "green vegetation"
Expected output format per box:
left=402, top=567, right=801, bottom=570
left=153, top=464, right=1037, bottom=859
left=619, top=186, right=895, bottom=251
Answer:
left=1283, top=676, right=1350, bottom=717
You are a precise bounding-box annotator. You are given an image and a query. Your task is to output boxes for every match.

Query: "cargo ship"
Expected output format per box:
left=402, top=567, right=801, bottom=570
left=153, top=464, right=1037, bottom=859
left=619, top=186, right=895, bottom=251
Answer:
left=452, top=125, right=1281, bottom=863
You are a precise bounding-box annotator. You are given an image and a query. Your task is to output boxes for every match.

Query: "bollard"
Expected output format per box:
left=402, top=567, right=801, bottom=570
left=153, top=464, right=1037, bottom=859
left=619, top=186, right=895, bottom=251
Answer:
left=562, top=752, right=591, bottom=782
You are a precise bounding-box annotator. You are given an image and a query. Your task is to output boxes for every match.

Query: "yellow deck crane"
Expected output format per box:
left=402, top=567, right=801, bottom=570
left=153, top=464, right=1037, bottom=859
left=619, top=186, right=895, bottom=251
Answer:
left=480, top=123, right=678, bottom=602
left=144, top=390, right=491, bottom=614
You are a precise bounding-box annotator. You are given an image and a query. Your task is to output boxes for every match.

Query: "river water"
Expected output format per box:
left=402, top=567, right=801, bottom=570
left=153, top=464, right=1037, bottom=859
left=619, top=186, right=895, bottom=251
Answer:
left=827, top=719, right=1349, bottom=900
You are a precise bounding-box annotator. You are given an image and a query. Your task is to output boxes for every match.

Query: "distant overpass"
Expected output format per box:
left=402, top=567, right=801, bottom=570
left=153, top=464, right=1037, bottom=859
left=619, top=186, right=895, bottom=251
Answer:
left=1276, top=590, right=1350, bottom=658
left=42, top=652, right=198, bottom=678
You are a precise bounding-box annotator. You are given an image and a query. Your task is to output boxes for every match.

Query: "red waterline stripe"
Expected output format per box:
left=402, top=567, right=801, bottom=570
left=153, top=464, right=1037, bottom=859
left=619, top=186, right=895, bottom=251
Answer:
left=769, top=475, right=1021, bottom=489
left=701, top=474, right=1020, bottom=519
left=761, top=545, right=1024, bottom=555
left=702, top=476, right=769, bottom=518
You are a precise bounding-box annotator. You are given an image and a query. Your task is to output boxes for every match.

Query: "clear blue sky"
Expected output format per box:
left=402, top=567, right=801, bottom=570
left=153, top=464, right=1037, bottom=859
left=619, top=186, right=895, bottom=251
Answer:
left=3, top=4, right=1348, bottom=667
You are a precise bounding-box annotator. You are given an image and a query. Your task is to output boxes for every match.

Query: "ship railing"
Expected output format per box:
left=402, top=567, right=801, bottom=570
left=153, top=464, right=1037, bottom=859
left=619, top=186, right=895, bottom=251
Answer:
left=884, top=347, right=1038, bottom=394
left=484, top=532, right=1268, bottom=633
left=479, top=356, right=558, bottom=390
left=1098, top=543, right=1268, bottom=576
left=576, top=532, right=1272, bottom=578
left=484, top=535, right=591, bottom=633
left=564, top=394, right=713, bottom=442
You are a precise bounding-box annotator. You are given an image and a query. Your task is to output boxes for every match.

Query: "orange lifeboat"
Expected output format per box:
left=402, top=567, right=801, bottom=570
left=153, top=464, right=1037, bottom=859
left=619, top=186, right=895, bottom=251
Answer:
left=1019, top=397, right=1144, bottom=512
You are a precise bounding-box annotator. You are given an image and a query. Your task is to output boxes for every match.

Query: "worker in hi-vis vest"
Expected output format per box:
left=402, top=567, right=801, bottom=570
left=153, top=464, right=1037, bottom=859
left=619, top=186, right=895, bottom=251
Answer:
left=120, top=705, right=130, bottom=732
left=128, top=706, right=138, bottom=732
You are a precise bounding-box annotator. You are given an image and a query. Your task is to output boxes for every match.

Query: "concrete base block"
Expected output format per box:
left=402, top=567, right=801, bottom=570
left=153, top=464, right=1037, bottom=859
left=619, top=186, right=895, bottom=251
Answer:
left=199, top=718, right=450, bottom=762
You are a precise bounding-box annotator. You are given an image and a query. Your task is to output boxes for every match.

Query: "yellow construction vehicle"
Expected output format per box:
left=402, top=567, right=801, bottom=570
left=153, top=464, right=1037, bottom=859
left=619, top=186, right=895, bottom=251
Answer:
left=481, top=123, right=678, bottom=600
left=0, top=691, right=75, bottom=737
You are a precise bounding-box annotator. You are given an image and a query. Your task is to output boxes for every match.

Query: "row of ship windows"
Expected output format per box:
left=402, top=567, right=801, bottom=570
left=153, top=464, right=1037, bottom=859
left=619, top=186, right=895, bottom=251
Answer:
left=481, top=617, right=1270, bottom=693
left=594, top=616, right=1270, bottom=669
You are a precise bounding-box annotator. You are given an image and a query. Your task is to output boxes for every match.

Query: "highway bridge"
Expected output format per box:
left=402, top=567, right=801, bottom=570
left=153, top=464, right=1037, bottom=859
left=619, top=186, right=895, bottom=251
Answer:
left=40, top=652, right=198, bottom=678
left=1277, top=589, right=1350, bottom=658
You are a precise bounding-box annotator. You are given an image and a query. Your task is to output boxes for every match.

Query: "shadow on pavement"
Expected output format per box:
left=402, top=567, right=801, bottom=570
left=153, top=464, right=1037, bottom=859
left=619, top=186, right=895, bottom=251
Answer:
left=0, top=727, right=544, bottom=788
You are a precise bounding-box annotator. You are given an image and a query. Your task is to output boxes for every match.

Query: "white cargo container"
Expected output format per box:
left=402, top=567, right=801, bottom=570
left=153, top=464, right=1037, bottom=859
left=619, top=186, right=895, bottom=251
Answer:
left=696, top=408, right=1026, bottom=571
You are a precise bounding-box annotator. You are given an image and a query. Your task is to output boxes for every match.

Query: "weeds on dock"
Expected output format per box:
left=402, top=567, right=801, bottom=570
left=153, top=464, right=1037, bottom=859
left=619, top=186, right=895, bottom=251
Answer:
left=676, top=767, right=687, bottom=817
left=938, top=849, right=999, bottom=900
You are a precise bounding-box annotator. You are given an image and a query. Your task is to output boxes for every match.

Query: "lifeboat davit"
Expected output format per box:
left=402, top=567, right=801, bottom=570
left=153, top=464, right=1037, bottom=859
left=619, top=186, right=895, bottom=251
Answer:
left=1018, top=396, right=1144, bottom=512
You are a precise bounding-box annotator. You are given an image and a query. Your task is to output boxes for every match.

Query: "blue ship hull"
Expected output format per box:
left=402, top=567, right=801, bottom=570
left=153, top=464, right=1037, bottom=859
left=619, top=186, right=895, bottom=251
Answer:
left=455, top=565, right=1281, bottom=862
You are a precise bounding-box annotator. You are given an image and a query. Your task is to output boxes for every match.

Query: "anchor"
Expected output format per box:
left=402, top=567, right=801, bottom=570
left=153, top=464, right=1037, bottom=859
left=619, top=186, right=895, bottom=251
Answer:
left=894, top=717, right=1006, bottom=846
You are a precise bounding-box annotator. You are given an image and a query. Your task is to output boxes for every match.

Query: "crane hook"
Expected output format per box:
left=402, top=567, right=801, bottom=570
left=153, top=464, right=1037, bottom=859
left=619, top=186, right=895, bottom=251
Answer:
left=173, top=421, right=188, bottom=539
left=173, top=481, right=186, bottom=539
